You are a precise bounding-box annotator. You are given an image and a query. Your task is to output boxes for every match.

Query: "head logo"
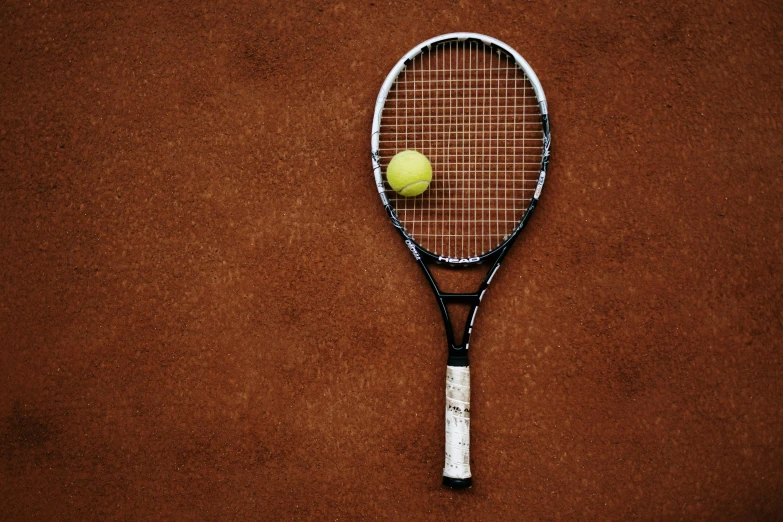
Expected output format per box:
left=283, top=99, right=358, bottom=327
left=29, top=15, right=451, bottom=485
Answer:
left=438, top=255, right=480, bottom=263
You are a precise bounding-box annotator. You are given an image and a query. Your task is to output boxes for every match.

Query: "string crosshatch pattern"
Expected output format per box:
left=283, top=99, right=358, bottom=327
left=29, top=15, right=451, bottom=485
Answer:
left=370, top=33, right=550, bottom=489
left=376, top=41, right=545, bottom=261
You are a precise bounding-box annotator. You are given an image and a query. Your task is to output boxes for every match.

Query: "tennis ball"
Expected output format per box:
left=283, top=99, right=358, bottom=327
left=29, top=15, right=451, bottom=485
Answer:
left=387, top=150, right=432, bottom=197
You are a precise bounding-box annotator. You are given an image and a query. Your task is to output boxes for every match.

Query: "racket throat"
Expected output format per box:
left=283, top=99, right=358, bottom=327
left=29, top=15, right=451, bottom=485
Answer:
left=437, top=292, right=481, bottom=305
left=438, top=297, right=480, bottom=366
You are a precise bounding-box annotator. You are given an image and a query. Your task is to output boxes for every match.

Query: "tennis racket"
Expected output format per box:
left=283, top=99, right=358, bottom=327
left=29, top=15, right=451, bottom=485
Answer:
left=371, top=33, right=550, bottom=488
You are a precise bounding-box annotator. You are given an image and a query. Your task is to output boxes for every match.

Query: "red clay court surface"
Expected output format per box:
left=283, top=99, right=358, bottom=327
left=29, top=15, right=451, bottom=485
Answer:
left=1, top=1, right=781, bottom=520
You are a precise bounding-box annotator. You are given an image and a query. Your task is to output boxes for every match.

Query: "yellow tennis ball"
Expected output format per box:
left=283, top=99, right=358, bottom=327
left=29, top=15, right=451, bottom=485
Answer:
left=387, top=150, right=432, bottom=197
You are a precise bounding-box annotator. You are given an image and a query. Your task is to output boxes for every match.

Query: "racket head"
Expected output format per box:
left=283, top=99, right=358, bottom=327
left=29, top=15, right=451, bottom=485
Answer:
left=371, top=33, right=550, bottom=265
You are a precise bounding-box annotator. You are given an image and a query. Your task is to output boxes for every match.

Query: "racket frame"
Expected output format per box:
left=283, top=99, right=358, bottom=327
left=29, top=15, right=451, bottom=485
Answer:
left=370, top=32, right=550, bottom=488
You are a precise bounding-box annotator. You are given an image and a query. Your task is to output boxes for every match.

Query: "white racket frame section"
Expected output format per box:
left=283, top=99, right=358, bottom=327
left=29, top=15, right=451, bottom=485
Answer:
left=371, top=32, right=548, bottom=208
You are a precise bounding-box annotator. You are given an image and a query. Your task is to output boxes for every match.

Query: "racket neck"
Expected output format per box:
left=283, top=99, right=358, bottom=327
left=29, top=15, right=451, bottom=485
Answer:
left=447, top=353, right=470, bottom=367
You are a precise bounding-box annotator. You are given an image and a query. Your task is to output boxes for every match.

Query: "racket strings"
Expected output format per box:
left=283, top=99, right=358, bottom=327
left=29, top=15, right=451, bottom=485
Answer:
left=378, top=41, right=544, bottom=260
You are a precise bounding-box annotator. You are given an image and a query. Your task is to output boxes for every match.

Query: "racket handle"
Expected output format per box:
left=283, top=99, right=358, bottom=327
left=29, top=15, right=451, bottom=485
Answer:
left=443, top=365, right=472, bottom=488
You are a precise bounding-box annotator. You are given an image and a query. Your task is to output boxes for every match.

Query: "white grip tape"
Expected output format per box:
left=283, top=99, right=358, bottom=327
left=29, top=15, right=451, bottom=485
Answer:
left=443, top=365, right=471, bottom=479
